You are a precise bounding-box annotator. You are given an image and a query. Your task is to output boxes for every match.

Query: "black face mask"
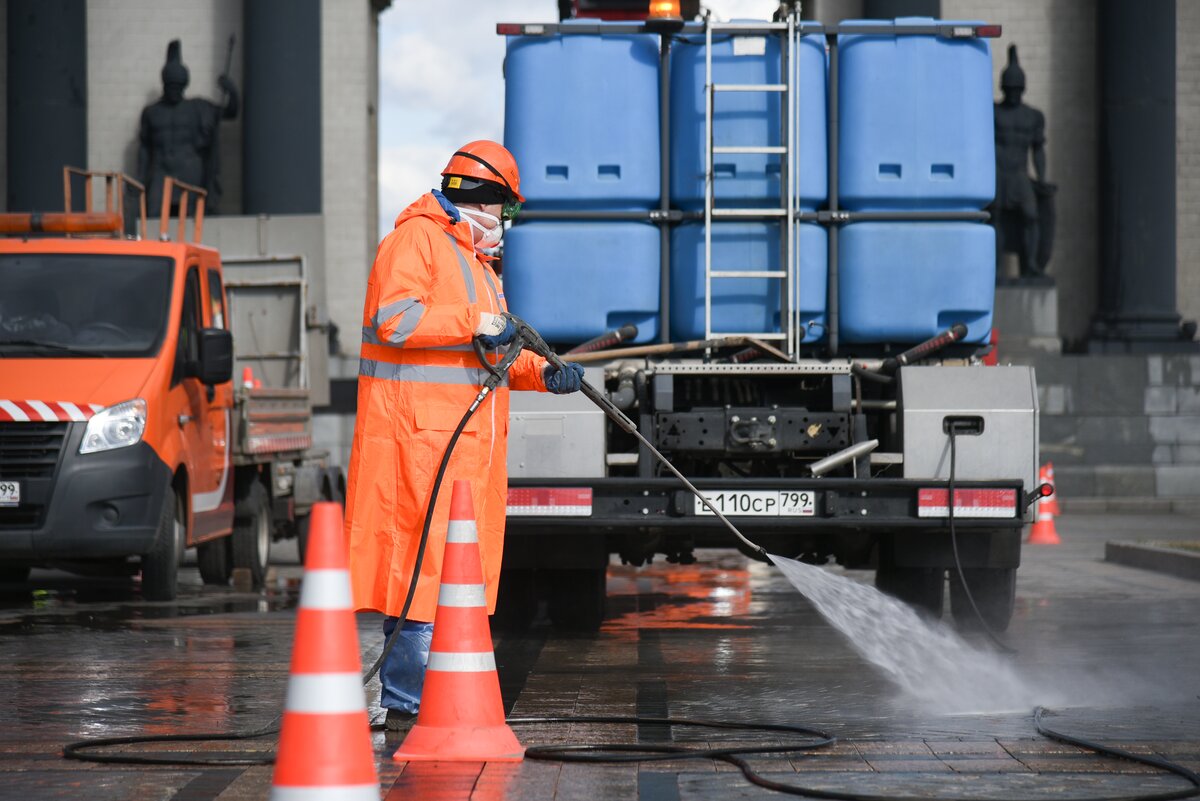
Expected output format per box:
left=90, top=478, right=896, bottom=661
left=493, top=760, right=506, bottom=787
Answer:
left=163, top=83, right=185, bottom=105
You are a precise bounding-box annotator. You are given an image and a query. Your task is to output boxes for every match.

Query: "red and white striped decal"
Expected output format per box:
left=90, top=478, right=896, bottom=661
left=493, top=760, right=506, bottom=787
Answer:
left=506, top=487, right=593, bottom=517
left=0, top=400, right=103, bottom=423
left=917, top=488, right=1019, bottom=519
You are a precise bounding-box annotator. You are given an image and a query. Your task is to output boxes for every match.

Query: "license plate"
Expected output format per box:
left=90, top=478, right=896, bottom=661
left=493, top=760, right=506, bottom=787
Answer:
left=0, top=480, right=19, bottom=508
left=694, top=490, right=816, bottom=517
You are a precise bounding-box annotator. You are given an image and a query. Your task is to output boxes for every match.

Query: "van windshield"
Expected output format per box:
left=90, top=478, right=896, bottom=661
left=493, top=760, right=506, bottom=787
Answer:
left=0, top=254, right=174, bottom=358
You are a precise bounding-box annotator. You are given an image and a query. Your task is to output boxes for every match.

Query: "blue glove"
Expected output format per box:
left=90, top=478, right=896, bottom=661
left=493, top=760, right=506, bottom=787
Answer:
left=476, top=314, right=516, bottom=348
left=544, top=362, right=585, bottom=394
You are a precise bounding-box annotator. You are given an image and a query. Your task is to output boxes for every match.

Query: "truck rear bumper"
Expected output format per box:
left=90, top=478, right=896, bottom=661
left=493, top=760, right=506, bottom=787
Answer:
left=0, top=426, right=171, bottom=561
left=504, top=477, right=1026, bottom=569
left=507, top=477, right=1026, bottom=533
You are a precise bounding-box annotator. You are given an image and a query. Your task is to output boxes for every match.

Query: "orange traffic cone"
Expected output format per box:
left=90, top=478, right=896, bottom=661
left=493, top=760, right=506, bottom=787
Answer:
left=392, top=480, right=524, bottom=763
left=1040, top=462, right=1061, bottom=515
left=241, top=366, right=255, bottom=389
left=1028, top=504, right=1061, bottom=546
left=270, top=502, right=379, bottom=800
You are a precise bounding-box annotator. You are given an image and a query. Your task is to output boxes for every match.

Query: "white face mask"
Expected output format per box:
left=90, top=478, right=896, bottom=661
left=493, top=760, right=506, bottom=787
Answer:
left=457, top=207, right=503, bottom=251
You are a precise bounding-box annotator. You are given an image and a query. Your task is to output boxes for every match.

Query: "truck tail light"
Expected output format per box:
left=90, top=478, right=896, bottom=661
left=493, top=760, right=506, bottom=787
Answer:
left=917, top=488, right=1018, bottom=518
left=507, top=487, right=593, bottom=517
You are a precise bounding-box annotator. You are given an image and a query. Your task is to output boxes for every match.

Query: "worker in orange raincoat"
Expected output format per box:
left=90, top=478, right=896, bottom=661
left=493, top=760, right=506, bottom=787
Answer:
left=343, top=141, right=584, bottom=729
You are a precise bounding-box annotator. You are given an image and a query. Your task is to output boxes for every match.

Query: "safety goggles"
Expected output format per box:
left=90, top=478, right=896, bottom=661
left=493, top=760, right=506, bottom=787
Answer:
left=501, top=198, right=522, bottom=222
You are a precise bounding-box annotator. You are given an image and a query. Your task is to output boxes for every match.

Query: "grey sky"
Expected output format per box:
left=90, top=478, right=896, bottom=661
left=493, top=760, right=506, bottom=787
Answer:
left=376, top=0, right=780, bottom=236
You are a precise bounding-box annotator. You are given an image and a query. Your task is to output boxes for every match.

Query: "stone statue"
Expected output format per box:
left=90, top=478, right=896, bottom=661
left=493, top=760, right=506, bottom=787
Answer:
left=138, top=40, right=239, bottom=215
left=992, top=45, right=1055, bottom=281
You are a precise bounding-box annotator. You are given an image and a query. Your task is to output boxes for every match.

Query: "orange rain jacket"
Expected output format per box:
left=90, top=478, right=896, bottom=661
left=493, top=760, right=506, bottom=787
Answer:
left=344, top=191, right=548, bottom=622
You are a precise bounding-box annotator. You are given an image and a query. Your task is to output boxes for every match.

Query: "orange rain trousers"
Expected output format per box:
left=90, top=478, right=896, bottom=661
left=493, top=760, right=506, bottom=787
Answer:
left=343, top=192, right=547, bottom=622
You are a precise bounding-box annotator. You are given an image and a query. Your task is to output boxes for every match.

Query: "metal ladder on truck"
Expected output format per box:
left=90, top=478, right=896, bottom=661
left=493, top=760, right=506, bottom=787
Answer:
left=703, top=14, right=799, bottom=357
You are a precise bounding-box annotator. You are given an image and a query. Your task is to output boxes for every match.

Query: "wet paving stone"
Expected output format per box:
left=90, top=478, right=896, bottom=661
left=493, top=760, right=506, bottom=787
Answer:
left=0, top=514, right=1198, bottom=798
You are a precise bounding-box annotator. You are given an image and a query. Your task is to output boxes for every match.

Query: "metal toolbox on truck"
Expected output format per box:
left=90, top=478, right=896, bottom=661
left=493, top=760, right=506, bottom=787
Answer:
left=898, top=365, right=1039, bottom=519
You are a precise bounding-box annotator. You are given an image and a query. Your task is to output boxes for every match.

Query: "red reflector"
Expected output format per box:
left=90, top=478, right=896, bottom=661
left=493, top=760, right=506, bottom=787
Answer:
left=507, top=487, right=593, bottom=517
left=976, top=24, right=1002, bottom=37
left=917, top=488, right=1017, bottom=518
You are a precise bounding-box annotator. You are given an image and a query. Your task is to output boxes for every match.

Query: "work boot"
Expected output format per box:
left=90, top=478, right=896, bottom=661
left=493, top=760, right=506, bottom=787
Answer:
left=384, top=708, right=416, bottom=731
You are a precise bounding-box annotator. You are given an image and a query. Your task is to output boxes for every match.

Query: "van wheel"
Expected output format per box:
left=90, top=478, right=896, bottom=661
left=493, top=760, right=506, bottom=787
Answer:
left=950, top=567, right=1016, bottom=632
left=233, top=482, right=271, bottom=589
left=875, top=564, right=945, bottom=619
left=197, top=536, right=232, bottom=586
left=143, top=490, right=183, bottom=601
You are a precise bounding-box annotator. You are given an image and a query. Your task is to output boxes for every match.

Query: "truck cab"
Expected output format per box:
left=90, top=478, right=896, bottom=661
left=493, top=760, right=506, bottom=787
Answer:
left=0, top=170, right=321, bottom=599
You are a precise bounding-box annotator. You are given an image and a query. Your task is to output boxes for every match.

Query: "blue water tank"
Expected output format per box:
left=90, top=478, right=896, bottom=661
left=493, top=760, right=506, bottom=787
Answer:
left=838, top=223, right=994, bottom=344
left=504, top=22, right=661, bottom=210
left=670, top=30, right=827, bottom=210
left=838, top=19, right=994, bottom=211
left=669, top=222, right=827, bottom=342
left=502, top=221, right=659, bottom=344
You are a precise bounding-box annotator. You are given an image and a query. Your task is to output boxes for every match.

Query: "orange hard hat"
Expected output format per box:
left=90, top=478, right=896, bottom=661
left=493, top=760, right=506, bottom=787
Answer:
left=441, top=140, right=524, bottom=204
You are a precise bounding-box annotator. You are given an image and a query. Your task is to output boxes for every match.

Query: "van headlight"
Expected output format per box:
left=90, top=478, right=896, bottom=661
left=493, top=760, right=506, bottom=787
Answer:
left=80, top=399, right=147, bottom=454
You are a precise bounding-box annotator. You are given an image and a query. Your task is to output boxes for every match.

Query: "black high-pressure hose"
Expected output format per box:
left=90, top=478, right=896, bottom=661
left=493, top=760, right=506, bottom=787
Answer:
left=62, top=316, right=1200, bottom=801
left=64, top=335, right=527, bottom=767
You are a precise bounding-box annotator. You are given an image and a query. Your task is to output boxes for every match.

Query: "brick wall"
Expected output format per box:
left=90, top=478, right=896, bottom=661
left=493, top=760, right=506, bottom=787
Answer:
left=1031, top=352, right=1200, bottom=499
left=1178, top=1, right=1200, bottom=330
left=84, top=0, right=243, bottom=213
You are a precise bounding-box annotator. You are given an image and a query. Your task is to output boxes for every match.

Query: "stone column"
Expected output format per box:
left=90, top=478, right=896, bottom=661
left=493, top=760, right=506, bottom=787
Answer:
left=243, top=0, right=322, bottom=214
left=1090, top=0, right=1195, bottom=352
left=6, top=0, right=86, bottom=212
left=862, top=0, right=941, bottom=18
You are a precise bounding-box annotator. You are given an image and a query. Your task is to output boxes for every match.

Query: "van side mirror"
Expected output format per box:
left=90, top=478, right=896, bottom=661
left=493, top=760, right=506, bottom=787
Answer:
left=198, top=328, right=233, bottom=385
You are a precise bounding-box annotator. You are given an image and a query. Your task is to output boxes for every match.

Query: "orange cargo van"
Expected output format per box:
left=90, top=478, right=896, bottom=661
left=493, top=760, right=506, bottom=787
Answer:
left=0, top=170, right=334, bottom=599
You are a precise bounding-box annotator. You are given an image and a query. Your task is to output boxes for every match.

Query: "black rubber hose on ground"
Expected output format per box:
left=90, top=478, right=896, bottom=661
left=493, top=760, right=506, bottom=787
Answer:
left=59, top=319, right=1200, bottom=801
left=518, top=711, right=1200, bottom=801
left=64, top=340, right=519, bottom=768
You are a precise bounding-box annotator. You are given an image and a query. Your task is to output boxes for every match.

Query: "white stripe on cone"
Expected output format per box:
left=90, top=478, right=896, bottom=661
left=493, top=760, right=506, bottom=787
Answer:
left=438, top=583, right=486, bottom=608
left=298, top=570, right=354, bottom=610
left=284, top=673, right=368, bottom=714
left=269, top=784, right=379, bottom=801
left=427, top=651, right=497, bottom=673
left=446, top=519, right=478, bottom=543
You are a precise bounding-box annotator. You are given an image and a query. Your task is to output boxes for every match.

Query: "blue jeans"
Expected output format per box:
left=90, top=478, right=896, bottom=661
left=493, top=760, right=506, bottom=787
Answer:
left=380, top=617, right=434, bottom=713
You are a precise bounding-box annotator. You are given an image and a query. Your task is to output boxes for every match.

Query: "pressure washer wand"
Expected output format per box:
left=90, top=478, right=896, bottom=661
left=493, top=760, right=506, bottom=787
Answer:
left=509, top=315, right=769, bottom=559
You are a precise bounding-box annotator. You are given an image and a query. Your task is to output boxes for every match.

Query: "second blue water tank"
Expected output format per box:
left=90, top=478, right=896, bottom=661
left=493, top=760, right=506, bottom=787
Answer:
left=670, top=222, right=827, bottom=342
left=504, top=22, right=661, bottom=209
left=502, top=221, right=659, bottom=344
left=838, top=19, right=995, bottom=211
left=838, top=222, right=995, bottom=344
left=670, top=30, right=827, bottom=210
